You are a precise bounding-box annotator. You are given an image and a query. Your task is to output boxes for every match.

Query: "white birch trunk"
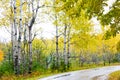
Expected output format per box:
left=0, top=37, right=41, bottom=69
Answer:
left=53, top=0, right=59, bottom=68
left=17, top=0, right=23, bottom=74
left=67, top=24, right=71, bottom=68
left=64, top=24, right=67, bottom=66
left=28, top=0, right=39, bottom=73
left=13, top=0, right=19, bottom=74
left=22, top=23, right=28, bottom=74
left=10, top=0, right=14, bottom=64
left=56, top=17, right=59, bottom=67
left=28, top=27, right=32, bottom=73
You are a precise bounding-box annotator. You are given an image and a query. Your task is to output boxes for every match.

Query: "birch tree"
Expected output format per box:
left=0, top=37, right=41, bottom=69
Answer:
left=12, top=0, right=20, bottom=74
left=10, top=0, right=14, bottom=65
left=63, top=23, right=67, bottom=67
left=53, top=0, right=59, bottom=69
left=26, top=0, right=45, bottom=73
left=67, top=24, right=71, bottom=68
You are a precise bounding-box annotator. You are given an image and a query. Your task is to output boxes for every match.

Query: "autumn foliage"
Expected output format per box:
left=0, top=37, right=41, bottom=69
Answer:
left=0, top=50, right=4, bottom=61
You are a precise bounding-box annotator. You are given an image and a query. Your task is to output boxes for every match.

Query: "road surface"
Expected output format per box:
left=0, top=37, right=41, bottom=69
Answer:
left=39, top=66, right=120, bottom=80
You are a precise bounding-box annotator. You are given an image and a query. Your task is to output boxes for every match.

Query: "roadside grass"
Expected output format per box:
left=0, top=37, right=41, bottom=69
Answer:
left=0, top=63, right=120, bottom=80
left=70, top=62, right=120, bottom=71
left=109, top=70, right=120, bottom=80
left=26, top=63, right=120, bottom=80
left=0, top=70, right=62, bottom=80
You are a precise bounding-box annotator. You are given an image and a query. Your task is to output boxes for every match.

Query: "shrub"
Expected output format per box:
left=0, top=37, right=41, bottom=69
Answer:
left=0, top=61, right=14, bottom=77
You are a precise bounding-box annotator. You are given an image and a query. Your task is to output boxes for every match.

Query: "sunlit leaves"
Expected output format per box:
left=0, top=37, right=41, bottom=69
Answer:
left=0, top=0, right=30, bottom=27
left=84, top=0, right=108, bottom=18
left=71, top=9, right=92, bottom=30
left=33, top=39, right=55, bottom=55
left=100, top=0, right=120, bottom=37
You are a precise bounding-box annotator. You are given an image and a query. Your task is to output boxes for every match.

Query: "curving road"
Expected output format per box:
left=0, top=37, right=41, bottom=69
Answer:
left=39, top=66, right=120, bottom=80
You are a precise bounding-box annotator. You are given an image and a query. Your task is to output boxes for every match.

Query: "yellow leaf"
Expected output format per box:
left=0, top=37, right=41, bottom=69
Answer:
left=0, top=50, right=4, bottom=61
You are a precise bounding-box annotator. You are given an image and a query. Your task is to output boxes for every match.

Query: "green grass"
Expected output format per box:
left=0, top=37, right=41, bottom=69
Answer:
left=0, top=70, right=62, bottom=80
left=27, top=63, right=120, bottom=80
left=109, top=70, right=120, bottom=80
left=1, top=63, right=120, bottom=80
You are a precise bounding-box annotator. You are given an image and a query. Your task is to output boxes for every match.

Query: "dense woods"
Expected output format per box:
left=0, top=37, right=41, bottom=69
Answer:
left=0, top=0, right=120, bottom=79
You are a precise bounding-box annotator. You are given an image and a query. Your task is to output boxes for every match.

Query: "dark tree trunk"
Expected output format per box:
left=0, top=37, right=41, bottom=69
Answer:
left=28, top=28, right=32, bottom=74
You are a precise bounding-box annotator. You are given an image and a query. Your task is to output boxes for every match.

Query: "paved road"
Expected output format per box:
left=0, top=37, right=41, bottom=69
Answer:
left=39, top=66, right=120, bottom=80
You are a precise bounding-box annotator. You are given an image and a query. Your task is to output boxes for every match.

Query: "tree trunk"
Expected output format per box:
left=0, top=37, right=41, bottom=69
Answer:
left=104, top=60, right=105, bottom=66
left=22, top=25, right=27, bottom=74
left=27, top=0, right=40, bottom=73
left=10, top=0, right=14, bottom=67
left=81, top=61, right=84, bottom=67
left=13, top=0, right=19, bottom=75
left=17, top=0, right=23, bottom=74
left=109, top=59, right=111, bottom=65
left=53, top=0, right=59, bottom=70
left=28, top=0, right=34, bottom=73
left=67, top=25, right=71, bottom=68
left=28, top=27, right=32, bottom=74
left=55, top=15, right=59, bottom=68
left=63, top=24, right=67, bottom=66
